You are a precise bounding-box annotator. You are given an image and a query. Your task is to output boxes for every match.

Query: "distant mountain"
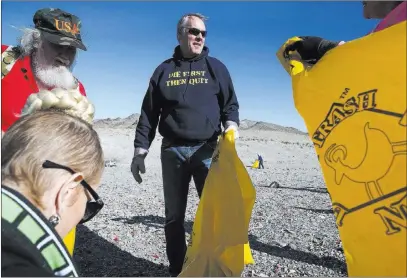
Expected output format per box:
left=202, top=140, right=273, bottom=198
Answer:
left=94, top=113, right=140, bottom=129
left=239, top=120, right=307, bottom=135
left=94, top=114, right=307, bottom=135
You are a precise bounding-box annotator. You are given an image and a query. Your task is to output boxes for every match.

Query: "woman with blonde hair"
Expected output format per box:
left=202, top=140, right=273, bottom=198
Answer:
left=1, top=88, right=104, bottom=277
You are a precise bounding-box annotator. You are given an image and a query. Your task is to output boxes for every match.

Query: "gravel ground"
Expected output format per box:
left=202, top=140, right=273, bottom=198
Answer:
left=73, top=127, right=347, bottom=277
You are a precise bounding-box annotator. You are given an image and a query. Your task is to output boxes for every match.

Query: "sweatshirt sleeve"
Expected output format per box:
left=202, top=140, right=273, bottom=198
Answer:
left=219, top=64, right=240, bottom=127
left=133, top=68, right=162, bottom=150
left=318, top=39, right=343, bottom=57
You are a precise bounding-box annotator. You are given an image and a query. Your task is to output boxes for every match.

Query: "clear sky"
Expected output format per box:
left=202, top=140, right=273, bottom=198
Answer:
left=2, top=1, right=380, bottom=132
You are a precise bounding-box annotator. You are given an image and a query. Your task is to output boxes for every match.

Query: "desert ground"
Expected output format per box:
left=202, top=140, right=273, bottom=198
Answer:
left=73, top=114, right=347, bottom=277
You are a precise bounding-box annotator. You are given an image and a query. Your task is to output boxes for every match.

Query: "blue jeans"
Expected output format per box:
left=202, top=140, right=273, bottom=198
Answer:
left=160, top=139, right=217, bottom=276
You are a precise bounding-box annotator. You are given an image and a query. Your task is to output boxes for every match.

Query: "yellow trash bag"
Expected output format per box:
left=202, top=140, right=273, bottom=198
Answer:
left=251, top=159, right=259, bottom=169
left=63, top=227, right=76, bottom=256
left=276, top=21, right=406, bottom=277
left=179, top=129, right=256, bottom=277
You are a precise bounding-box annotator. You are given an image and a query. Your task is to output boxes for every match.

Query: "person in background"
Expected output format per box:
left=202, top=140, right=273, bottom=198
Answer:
left=283, top=1, right=406, bottom=65
left=130, top=12, right=240, bottom=276
left=2, top=7, right=88, bottom=133
left=258, top=154, right=265, bottom=169
left=1, top=89, right=104, bottom=277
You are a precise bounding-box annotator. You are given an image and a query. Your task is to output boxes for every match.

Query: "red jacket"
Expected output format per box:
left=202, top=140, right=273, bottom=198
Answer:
left=1, top=44, right=86, bottom=132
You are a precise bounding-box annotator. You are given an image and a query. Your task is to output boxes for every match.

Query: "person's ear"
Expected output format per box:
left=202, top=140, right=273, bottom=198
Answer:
left=177, top=29, right=183, bottom=42
left=55, top=172, right=84, bottom=214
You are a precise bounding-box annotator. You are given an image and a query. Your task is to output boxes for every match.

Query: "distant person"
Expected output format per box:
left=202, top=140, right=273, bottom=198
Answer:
left=130, top=12, right=240, bottom=276
left=1, top=89, right=103, bottom=277
left=283, top=1, right=406, bottom=65
left=257, top=154, right=264, bottom=169
left=2, top=7, right=88, bottom=133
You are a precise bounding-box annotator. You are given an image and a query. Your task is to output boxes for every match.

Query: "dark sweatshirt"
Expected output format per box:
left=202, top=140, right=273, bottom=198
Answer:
left=134, top=46, right=239, bottom=150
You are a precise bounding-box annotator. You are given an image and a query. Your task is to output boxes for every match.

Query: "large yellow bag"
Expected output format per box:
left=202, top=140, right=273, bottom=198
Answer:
left=179, top=129, right=256, bottom=277
left=63, top=227, right=76, bottom=256
left=276, top=21, right=406, bottom=276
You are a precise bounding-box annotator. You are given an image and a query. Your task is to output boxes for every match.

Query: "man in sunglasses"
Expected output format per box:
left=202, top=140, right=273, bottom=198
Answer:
left=283, top=1, right=406, bottom=65
left=131, top=12, right=240, bottom=276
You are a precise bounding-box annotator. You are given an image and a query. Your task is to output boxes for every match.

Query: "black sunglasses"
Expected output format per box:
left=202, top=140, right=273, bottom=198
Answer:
left=187, top=27, right=207, bottom=38
left=42, top=160, right=104, bottom=224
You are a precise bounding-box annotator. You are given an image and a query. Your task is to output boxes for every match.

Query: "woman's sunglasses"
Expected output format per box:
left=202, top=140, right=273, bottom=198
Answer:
left=187, top=27, right=207, bottom=38
left=42, top=160, right=104, bottom=224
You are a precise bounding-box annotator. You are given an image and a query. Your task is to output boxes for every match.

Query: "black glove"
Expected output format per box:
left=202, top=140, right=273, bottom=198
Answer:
left=284, top=36, right=341, bottom=65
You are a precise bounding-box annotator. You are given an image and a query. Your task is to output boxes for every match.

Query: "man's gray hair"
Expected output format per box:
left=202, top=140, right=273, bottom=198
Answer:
left=17, top=27, right=42, bottom=57
left=177, top=13, right=208, bottom=36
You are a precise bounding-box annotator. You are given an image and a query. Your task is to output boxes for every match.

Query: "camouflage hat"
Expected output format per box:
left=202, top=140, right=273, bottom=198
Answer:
left=33, top=8, right=87, bottom=51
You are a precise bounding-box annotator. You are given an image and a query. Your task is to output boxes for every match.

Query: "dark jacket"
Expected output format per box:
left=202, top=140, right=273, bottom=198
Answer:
left=134, top=46, right=239, bottom=150
left=1, top=185, right=79, bottom=277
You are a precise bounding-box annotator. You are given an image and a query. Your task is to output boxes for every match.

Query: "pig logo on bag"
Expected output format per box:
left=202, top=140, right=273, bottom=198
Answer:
left=313, top=88, right=407, bottom=236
